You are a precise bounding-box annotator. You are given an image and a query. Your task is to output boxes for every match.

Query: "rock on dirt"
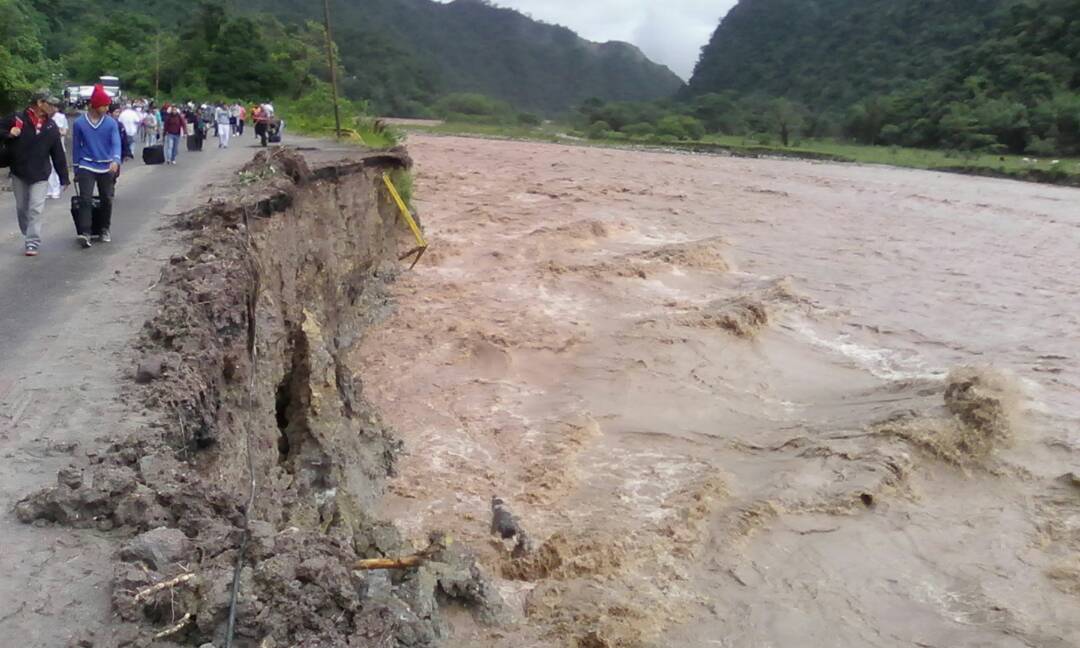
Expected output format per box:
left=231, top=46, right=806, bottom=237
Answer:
left=120, top=526, right=193, bottom=571
left=134, top=354, right=165, bottom=384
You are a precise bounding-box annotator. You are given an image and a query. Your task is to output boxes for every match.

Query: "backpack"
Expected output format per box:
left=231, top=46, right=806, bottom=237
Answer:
left=0, top=113, right=23, bottom=168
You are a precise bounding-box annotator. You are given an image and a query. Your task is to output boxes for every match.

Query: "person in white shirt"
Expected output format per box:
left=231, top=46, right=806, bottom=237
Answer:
left=133, top=104, right=146, bottom=146
left=47, top=110, right=70, bottom=200
left=117, top=104, right=141, bottom=158
left=214, top=104, right=232, bottom=148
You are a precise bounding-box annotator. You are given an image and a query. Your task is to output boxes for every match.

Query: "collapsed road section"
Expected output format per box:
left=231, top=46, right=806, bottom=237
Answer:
left=15, top=147, right=505, bottom=647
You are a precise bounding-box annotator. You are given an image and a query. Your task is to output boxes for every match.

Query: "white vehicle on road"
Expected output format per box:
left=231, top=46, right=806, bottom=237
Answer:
left=99, top=76, right=121, bottom=99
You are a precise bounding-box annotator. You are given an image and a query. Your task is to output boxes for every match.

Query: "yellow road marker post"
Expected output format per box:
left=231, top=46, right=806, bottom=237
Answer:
left=381, top=172, right=427, bottom=269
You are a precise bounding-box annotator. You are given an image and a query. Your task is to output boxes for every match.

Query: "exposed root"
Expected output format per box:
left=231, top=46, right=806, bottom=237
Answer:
left=133, top=572, right=197, bottom=602
left=152, top=612, right=194, bottom=639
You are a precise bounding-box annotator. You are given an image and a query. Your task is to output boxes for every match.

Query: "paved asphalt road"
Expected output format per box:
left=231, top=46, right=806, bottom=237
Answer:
left=0, top=137, right=259, bottom=364
left=0, top=133, right=265, bottom=646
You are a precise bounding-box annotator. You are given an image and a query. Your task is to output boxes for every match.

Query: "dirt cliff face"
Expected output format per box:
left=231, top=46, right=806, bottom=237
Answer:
left=16, top=147, right=503, bottom=647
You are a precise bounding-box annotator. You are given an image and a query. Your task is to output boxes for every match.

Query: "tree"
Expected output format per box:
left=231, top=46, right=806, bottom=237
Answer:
left=971, top=98, right=1030, bottom=153
left=689, top=92, right=744, bottom=133
left=844, top=96, right=892, bottom=144
left=0, top=0, right=60, bottom=112
left=207, top=17, right=284, bottom=98
left=769, top=98, right=805, bottom=146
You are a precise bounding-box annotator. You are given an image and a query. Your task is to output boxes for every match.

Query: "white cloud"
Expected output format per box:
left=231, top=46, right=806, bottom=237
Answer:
left=438, top=0, right=737, bottom=79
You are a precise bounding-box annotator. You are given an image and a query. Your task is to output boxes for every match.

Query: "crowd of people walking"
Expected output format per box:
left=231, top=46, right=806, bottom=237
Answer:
left=0, top=84, right=280, bottom=256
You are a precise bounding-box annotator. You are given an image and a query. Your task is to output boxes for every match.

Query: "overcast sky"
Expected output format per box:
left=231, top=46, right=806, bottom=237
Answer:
left=447, top=1, right=738, bottom=80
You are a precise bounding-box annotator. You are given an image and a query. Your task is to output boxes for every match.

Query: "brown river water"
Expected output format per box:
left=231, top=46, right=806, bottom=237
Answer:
left=356, top=134, right=1080, bottom=647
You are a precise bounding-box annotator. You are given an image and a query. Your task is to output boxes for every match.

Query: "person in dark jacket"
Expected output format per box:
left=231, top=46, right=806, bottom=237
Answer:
left=0, top=91, right=70, bottom=256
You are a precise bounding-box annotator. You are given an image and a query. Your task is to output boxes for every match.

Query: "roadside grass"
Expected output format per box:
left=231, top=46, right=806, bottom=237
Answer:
left=284, top=110, right=401, bottom=148
left=277, top=86, right=402, bottom=148
left=389, top=168, right=414, bottom=209
left=397, top=121, right=1080, bottom=186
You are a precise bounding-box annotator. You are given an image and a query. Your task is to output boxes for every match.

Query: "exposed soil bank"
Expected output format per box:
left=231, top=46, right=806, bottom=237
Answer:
left=16, top=147, right=504, bottom=647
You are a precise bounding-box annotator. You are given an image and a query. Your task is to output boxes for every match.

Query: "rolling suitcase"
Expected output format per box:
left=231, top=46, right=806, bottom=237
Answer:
left=70, top=185, right=106, bottom=236
left=142, top=144, right=165, bottom=165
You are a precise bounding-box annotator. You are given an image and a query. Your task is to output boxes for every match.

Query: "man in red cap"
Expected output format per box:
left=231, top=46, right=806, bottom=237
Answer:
left=0, top=90, right=70, bottom=256
left=71, top=84, right=121, bottom=248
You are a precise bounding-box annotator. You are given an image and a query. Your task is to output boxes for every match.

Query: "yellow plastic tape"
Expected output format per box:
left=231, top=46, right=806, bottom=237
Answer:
left=381, top=172, right=427, bottom=268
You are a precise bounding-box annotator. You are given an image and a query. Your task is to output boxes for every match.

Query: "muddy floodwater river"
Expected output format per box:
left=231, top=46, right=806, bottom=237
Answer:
left=357, top=134, right=1080, bottom=647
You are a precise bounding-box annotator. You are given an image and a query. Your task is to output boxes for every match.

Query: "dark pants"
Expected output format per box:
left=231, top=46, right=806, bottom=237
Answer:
left=237, top=119, right=244, bottom=135
left=75, top=169, right=115, bottom=236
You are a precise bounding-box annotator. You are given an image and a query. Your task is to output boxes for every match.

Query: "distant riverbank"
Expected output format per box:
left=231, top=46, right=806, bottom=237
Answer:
left=398, top=121, right=1080, bottom=188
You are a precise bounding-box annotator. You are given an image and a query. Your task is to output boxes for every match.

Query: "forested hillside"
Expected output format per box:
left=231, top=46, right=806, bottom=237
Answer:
left=686, top=0, right=1007, bottom=111
left=0, top=0, right=682, bottom=115
left=252, top=0, right=683, bottom=115
left=684, top=0, right=1080, bottom=154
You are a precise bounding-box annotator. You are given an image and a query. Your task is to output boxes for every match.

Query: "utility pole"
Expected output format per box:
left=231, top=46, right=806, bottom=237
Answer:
left=322, top=0, right=342, bottom=140
left=154, top=32, right=161, bottom=101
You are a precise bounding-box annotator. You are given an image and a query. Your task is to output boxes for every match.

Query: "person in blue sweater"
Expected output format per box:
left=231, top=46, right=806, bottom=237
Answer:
left=71, top=84, right=121, bottom=248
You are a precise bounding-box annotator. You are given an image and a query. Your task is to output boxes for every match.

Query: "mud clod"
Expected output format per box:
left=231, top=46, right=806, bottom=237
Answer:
left=121, top=527, right=193, bottom=571
left=16, top=464, right=137, bottom=525
left=135, top=355, right=166, bottom=384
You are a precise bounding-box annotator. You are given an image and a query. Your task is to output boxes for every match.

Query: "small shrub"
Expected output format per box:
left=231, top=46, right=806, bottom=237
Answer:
left=517, top=112, right=541, bottom=126
left=622, top=122, right=655, bottom=138
left=587, top=120, right=613, bottom=139
left=679, top=116, right=706, bottom=140
left=433, top=93, right=514, bottom=124
left=878, top=124, right=902, bottom=146
left=656, top=115, right=688, bottom=140
left=1026, top=136, right=1056, bottom=156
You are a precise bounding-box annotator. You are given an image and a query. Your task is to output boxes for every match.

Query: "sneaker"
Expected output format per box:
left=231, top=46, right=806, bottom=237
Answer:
left=77, top=234, right=92, bottom=249
left=24, top=244, right=39, bottom=257
left=100, top=229, right=111, bottom=243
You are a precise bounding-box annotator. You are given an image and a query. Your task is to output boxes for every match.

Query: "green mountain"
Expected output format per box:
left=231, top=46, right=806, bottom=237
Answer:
left=685, top=0, right=1080, bottom=154
left=685, top=0, right=1008, bottom=110
left=253, top=0, right=684, bottom=115
left=8, top=0, right=682, bottom=116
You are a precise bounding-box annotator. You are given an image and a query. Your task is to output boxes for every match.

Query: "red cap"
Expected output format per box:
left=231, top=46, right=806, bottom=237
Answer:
left=90, top=84, right=111, bottom=109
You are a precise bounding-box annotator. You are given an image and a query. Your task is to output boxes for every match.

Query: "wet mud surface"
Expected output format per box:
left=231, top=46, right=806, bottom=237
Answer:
left=357, top=135, right=1080, bottom=647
